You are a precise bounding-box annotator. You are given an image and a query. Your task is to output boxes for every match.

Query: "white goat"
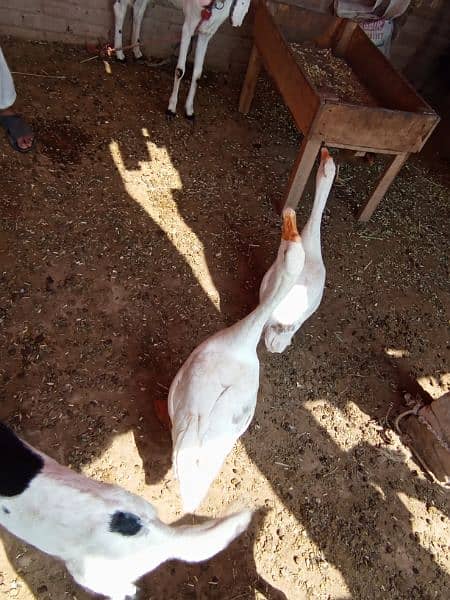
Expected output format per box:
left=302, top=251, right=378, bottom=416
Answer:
left=0, top=421, right=252, bottom=600
left=113, top=1, right=251, bottom=118
left=113, top=0, right=150, bottom=61
left=167, top=0, right=251, bottom=119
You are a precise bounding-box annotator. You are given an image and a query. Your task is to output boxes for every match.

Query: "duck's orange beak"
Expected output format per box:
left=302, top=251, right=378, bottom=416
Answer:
left=320, top=147, right=331, bottom=162
left=281, top=208, right=301, bottom=242
left=318, top=146, right=336, bottom=179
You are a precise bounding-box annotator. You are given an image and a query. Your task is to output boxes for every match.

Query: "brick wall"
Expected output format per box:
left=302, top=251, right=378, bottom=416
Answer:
left=394, top=1, right=450, bottom=88
left=0, top=0, right=448, bottom=80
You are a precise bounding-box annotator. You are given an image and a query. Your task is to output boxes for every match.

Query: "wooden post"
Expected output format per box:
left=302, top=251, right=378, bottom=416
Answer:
left=239, top=44, right=262, bottom=115
left=358, top=152, right=409, bottom=222
left=282, top=136, right=322, bottom=212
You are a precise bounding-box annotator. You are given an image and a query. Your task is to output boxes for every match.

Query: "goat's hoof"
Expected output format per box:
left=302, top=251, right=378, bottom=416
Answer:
left=115, top=56, right=127, bottom=64
left=185, top=112, right=195, bottom=124
left=166, top=109, right=176, bottom=122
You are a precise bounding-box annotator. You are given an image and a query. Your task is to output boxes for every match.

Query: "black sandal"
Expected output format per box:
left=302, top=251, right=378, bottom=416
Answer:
left=0, top=113, right=35, bottom=153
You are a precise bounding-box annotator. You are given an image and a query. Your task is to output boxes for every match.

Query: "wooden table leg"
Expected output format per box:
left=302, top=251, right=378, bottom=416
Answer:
left=358, top=152, right=409, bottom=222
left=239, top=44, right=262, bottom=115
left=282, top=136, right=322, bottom=212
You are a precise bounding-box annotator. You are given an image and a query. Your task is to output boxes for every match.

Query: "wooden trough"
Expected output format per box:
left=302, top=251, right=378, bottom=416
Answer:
left=239, top=0, right=440, bottom=221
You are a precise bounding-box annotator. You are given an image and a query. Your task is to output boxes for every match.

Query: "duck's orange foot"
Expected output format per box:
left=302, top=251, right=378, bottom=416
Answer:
left=153, top=398, right=171, bottom=430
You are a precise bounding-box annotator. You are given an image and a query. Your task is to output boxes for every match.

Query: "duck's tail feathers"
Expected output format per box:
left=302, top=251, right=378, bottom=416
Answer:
left=173, top=420, right=231, bottom=513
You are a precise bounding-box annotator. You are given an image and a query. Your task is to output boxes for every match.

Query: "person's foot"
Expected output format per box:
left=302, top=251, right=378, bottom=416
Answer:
left=0, top=108, right=34, bottom=151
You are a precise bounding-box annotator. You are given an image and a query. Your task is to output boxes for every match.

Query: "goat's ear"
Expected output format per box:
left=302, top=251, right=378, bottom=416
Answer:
left=0, top=423, right=44, bottom=497
left=170, top=509, right=253, bottom=564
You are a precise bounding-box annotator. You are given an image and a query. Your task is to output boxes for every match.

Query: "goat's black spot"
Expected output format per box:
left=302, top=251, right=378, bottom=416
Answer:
left=2, top=506, right=10, bottom=514
left=176, top=68, right=183, bottom=79
left=0, top=422, right=43, bottom=497
left=110, top=511, right=142, bottom=536
left=119, top=29, right=122, bottom=34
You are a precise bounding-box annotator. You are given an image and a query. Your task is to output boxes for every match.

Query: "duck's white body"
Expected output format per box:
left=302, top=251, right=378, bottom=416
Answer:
left=169, top=327, right=260, bottom=513
left=260, top=148, right=336, bottom=353
left=169, top=210, right=305, bottom=512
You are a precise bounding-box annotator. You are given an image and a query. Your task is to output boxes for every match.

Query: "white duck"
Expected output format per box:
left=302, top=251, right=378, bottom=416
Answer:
left=260, top=147, right=336, bottom=354
left=168, top=209, right=305, bottom=512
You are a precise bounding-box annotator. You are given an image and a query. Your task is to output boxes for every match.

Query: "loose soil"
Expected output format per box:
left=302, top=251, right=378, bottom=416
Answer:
left=0, top=38, right=449, bottom=600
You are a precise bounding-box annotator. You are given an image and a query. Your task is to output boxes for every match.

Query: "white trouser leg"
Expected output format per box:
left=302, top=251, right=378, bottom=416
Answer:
left=0, top=47, right=17, bottom=110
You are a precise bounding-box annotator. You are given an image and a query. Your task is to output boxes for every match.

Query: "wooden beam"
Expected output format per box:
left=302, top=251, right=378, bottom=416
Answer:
left=324, top=141, right=400, bottom=155
left=282, top=136, right=322, bottom=212
left=315, top=103, right=436, bottom=153
left=346, top=26, right=435, bottom=115
left=358, top=152, right=409, bottom=222
left=254, top=1, right=319, bottom=133
left=239, top=44, right=262, bottom=115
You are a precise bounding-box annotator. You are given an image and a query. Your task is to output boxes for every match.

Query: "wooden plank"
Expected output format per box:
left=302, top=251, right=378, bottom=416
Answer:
left=254, top=1, right=320, bottom=134
left=282, top=135, right=322, bottom=212
left=314, top=102, right=438, bottom=153
left=268, top=1, right=340, bottom=46
left=345, top=26, right=437, bottom=115
left=324, top=142, right=398, bottom=155
left=334, top=19, right=358, bottom=57
left=315, top=17, right=343, bottom=49
left=357, top=152, right=409, bottom=222
left=239, top=43, right=262, bottom=115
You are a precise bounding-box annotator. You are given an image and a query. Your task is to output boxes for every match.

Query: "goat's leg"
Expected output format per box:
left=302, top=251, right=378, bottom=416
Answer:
left=184, top=32, right=210, bottom=120
left=132, top=0, right=149, bottom=60
left=167, top=20, right=195, bottom=118
left=113, top=0, right=128, bottom=62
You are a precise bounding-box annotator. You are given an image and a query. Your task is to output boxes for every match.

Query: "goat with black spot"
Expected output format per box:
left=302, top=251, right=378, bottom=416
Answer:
left=0, top=422, right=252, bottom=600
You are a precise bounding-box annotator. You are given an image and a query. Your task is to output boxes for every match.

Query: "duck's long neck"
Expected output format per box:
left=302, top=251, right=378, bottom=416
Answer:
left=302, top=179, right=332, bottom=253
left=234, top=269, right=296, bottom=347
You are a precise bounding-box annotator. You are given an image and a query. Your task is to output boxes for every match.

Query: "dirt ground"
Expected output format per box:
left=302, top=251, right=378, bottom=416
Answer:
left=0, top=38, right=449, bottom=600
